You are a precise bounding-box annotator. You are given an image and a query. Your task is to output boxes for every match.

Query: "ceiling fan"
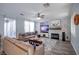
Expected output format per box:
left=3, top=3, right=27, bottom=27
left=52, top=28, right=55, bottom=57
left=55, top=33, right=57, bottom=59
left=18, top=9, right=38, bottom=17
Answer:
left=37, top=12, right=45, bottom=19
left=36, top=3, right=50, bottom=19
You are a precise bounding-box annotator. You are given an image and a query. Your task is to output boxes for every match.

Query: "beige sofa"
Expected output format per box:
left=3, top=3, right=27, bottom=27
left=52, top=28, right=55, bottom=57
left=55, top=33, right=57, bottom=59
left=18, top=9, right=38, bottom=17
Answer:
left=16, top=33, right=36, bottom=39
left=3, top=37, right=44, bottom=55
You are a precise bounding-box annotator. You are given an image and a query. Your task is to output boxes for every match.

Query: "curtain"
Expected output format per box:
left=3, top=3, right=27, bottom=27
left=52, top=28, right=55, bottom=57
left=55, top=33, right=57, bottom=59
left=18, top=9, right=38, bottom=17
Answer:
left=4, top=18, right=16, bottom=38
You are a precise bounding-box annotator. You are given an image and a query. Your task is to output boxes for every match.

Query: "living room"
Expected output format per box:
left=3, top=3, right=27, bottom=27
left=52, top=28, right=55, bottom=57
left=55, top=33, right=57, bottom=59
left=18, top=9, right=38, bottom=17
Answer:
left=0, top=3, right=79, bottom=55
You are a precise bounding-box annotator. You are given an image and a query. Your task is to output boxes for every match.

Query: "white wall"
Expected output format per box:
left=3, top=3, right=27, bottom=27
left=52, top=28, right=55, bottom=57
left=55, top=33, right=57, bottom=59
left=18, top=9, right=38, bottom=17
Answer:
left=61, top=17, right=71, bottom=41
left=0, top=16, right=4, bottom=36
left=16, top=18, right=25, bottom=34
left=71, top=4, right=79, bottom=54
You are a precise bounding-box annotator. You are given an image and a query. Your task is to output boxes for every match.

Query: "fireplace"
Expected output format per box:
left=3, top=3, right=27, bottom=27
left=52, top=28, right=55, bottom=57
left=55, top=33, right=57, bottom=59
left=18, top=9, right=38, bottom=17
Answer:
left=51, top=33, right=59, bottom=40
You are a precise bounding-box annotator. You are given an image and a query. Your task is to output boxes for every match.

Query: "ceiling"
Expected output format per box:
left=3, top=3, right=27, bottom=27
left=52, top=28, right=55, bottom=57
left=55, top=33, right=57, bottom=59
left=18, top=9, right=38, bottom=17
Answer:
left=0, top=3, right=72, bottom=22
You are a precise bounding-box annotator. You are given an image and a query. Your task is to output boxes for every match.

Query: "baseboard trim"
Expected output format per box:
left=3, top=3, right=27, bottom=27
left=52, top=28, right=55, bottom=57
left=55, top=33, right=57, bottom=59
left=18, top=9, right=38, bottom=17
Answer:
left=71, top=41, right=78, bottom=55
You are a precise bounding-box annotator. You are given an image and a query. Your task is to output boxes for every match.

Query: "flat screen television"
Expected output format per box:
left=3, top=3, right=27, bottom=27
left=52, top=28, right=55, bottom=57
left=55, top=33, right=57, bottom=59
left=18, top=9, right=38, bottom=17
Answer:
left=40, top=25, right=49, bottom=33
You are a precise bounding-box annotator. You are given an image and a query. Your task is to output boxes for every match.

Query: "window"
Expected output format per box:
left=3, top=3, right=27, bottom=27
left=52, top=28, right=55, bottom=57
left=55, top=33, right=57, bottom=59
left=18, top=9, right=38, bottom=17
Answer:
left=4, top=18, right=16, bottom=38
left=29, top=22, right=35, bottom=32
left=24, top=21, right=35, bottom=32
left=24, top=21, right=30, bottom=32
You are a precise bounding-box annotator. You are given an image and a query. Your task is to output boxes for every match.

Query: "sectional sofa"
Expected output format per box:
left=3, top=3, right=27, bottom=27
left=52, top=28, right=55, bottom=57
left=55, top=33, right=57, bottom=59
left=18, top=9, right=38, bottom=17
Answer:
left=2, top=37, right=44, bottom=55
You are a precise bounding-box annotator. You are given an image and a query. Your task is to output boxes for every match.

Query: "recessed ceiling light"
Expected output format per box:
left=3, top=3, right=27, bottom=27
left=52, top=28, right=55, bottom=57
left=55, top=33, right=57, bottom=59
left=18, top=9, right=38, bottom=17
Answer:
left=20, top=13, right=24, bottom=16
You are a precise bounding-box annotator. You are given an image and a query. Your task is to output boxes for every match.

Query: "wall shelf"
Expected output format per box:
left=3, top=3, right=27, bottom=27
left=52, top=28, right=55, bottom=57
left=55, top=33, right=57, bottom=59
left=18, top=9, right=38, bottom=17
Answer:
left=49, top=28, right=61, bottom=30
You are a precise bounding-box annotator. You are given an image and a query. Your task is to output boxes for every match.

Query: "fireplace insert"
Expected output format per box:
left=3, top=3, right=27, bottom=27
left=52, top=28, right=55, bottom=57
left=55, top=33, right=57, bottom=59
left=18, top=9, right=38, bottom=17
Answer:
left=51, top=33, right=59, bottom=40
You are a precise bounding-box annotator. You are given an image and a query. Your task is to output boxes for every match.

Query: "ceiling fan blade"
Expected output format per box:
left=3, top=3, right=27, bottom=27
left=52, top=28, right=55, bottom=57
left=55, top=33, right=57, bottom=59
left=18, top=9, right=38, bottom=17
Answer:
left=40, top=15, right=45, bottom=18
